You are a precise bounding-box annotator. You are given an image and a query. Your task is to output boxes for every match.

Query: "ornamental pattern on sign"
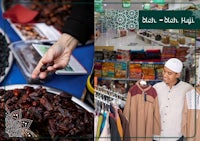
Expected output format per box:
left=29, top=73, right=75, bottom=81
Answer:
left=192, top=10, right=200, bottom=20
left=104, top=10, right=139, bottom=30
left=196, top=4, right=200, bottom=10
left=5, top=105, right=37, bottom=138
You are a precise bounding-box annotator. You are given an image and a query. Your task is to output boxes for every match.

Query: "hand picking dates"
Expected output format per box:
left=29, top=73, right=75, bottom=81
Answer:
left=40, top=61, right=54, bottom=72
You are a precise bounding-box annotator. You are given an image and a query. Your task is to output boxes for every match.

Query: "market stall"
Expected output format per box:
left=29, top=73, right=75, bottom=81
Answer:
left=0, top=0, right=94, bottom=99
left=94, top=1, right=200, bottom=141
left=0, top=1, right=94, bottom=140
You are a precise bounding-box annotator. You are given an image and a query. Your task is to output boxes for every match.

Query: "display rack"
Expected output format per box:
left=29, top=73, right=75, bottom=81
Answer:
left=94, top=85, right=126, bottom=112
left=136, top=31, right=170, bottom=46
left=95, top=60, right=164, bottom=81
left=136, top=30, right=195, bottom=47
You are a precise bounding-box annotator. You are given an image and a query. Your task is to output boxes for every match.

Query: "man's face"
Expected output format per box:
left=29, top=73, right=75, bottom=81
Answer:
left=162, top=67, right=180, bottom=85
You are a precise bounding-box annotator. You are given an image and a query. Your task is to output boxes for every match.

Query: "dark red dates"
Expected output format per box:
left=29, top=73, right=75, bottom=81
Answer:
left=40, top=62, right=54, bottom=72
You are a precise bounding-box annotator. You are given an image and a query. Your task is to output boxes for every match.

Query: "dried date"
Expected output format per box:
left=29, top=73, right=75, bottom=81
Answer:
left=40, top=61, right=54, bottom=72
left=0, top=86, right=94, bottom=141
left=0, top=32, right=10, bottom=78
left=28, top=0, right=72, bottom=31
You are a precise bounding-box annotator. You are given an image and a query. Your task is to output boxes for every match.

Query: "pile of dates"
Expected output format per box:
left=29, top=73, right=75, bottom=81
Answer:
left=0, top=32, right=10, bottom=77
left=4, top=0, right=72, bottom=31
left=29, top=0, right=72, bottom=31
left=0, top=86, right=94, bottom=141
left=15, top=24, right=48, bottom=40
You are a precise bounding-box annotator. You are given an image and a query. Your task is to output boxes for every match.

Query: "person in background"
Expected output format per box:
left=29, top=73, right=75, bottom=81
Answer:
left=32, top=0, right=94, bottom=79
left=153, top=58, right=193, bottom=141
left=181, top=82, right=200, bottom=141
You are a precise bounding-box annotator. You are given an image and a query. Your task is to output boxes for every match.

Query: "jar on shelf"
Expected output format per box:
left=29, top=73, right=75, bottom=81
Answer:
left=154, top=30, right=162, bottom=41
left=190, top=38, right=195, bottom=46
left=170, top=34, right=179, bottom=46
left=155, top=34, right=162, bottom=41
left=161, top=32, right=170, bottom=44
left=145, top=30, right=152, bottom=37
left=178, top=34, right=186, bottom=45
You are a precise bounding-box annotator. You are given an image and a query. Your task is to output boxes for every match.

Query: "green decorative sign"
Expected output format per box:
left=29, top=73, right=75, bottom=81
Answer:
left=103, top=10, right=200, bottom=29
left=139, top=10, right=200, bottom=29
left=95, top=0, right=104, bottom=13
left=143, top=3, right=151, bottom=10
left=153, top=0, right=165, bottom=4
left=122, top=0, right=131, bottom=8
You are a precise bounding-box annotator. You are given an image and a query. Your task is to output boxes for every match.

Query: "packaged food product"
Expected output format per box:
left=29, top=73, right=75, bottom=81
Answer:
left=0, top=28, right=13, bottom=83
left=114, top=62, right=127, bottom=78
left=9, top=41, right=45, bottom=83
left=155, top=34, right=162, bottom=41
left=170, top=34, right=179, bottom=46
left=161, top=32, right=170, bottom=44
left=178, top=34, right=186, bottom=44
left=102, top=62, right=115, bottom=78
left=129, top=63, right=142, bottom=79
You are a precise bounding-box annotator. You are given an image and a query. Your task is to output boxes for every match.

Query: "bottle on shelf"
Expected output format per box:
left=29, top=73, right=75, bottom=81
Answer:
left=170, top=34, right=179, bottom=46
left=162, top=32, right=170, bottom=44
left=178, top=34, right=186, bottom=45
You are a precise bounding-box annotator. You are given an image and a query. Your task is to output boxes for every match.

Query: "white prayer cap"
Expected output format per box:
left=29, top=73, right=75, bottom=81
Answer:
left=164, top=58, right=183, bottom=73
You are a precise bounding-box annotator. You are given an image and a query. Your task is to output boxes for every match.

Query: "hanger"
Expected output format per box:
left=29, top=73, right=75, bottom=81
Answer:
left=140, top=79, right=147, bottom=86
left=139, top=73, right=147, bottom=86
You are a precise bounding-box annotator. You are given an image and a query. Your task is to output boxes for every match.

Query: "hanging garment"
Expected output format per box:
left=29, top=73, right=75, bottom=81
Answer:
left=114, top=107, right=123, bottom=140
left=110, top=104, right=124, bottom=140
left=118, top=109, right=130, bottom=141
left=101, top=112, right=107, bottom=133
left=99, top=111, right=111, bottom=141
left=96, top=114, right=103, bottom=140
left=94, top=114, right=99, bottom=141
left=123, top=81, right=161, bottom=141
left=109, top=113, right=121, bottom=141
left=182, top=88, right=200, bottom=141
